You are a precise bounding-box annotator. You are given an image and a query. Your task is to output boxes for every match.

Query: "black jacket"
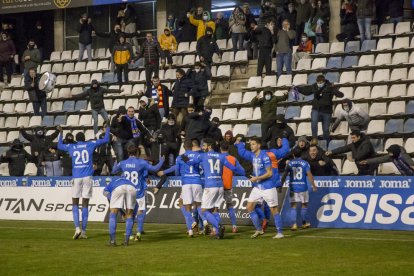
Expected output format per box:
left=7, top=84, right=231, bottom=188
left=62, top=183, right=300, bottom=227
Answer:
left=76, top=85, right=120, bottom=111
left=386, top=0, right=404, bottom=18
left=160, top=123, right=181, bottom=144
left=60, top=137, right=74, bottom=173
left=191, top=67, right=211, bottom=98
left=140, top=39, right=164, bottom=65
left=138, top=100, right=161, bottom=132
left=111, top=115, right=150, bottom=140
left=254, top=27, right=276, bottom=49
left=177, top=16, right=197, bottom=42
left=78, top=22, right=94, bottom=45
left=196, top=35, right=221, bottom=63
left=95, top=30, right=138, bottom=53
left=278, top=9, right=297, bottom=30
left=145, top=84, right=172, bottom=119
left=356, top=0, right=375, bottom=18
left=172, top=73, right=193, bottom=108
left=21, top=129, right=59, bottom=156
left=304, top=151, right=338, bottom=176
left=184, top=111, right=211, bottom=141
left=24, top=74, right=46, bottom=102
left=205, top=124, right=223, bottom=142
left=265, top=123, right=296, bottom=148
left=1, top=140, right=33, bottom=176
left=297, top=80, right=344, bottom=114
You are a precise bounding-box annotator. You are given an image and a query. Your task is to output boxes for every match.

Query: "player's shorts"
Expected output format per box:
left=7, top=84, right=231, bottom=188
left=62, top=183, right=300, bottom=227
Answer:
left=136, top=195, right=146, bottom=211
left=72, top=176, right=93, bottom=199
left=290, top=191, right=309, bottom=204
left=223, top=189, right=234, bottom=206
left=248, top=187, right=278, bottom=208
left=110, top=185, right=136, bottom=209
left=201, top=187, right=224, bottom=209
left=181, top=184, right=203, bottom=205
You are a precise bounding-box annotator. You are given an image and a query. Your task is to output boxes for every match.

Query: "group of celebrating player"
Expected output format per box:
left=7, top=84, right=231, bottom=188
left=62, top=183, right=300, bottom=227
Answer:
left=57, top=125, right=317, bottom=246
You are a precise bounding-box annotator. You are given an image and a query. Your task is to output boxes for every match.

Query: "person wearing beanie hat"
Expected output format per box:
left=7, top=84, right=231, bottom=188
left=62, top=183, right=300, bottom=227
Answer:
left=196, top=26, right=222, bottom=68
left=158, top=27, right=177, bottom=68
left=0, top=139, right=33, bottom=176
left=189, top=10, right=216, bottom=40
left=359, top=144, right=414, bottom=176
left=265, top=113, right=296, bottom=148
left=251, top=89, right=288, bottom=145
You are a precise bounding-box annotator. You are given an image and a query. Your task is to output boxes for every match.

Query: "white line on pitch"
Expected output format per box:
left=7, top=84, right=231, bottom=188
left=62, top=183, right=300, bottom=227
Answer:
left=296, top=235, right=414, bottom=242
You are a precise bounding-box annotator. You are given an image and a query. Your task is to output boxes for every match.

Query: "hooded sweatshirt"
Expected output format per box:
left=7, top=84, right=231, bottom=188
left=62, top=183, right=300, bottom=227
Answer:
left=77, top=80, right=120, bottom=110
left=1, top=139, right=33, bottom=176
left=366, top=145, right=414, bottom=176
left=189, top=11, right=216, bottom=40
left=332, top=98, right=370, bottom=132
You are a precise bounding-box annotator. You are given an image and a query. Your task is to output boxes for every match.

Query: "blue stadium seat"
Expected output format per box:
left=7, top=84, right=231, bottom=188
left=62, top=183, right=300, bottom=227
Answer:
left=342, top=56, right=358, bottom=68
left=361, top=40, right=376, bottom=52
left=403, top=119, right=414, bottom=133
left=247, top=124, right=261, bottom=137
left=75, top=100, right=87, bottom=111
left=102, top=72, right=116, bottom=84
left=54, top=115, right=66, bottom=126
left=318, top=140, right=327, bottom=151
left=307, top=73, right=318, bottom=85
left=325, top=72, right=340, bottom=83
left=276, top=106, right=285, bottom=114
left=62, top=101, right=75, bottom=112
left=384, top=119, right=404, bottom=134
left=407, top=101, right=414, bottom=114
left=345, top=40, right=360, bottom=52
left=328, top=139, right=346, bottom=151
left=285, top=106, right=301, bottom=119
left=42, top=115, right=54, bottom=127
left=327, top=57, right=342, bottom=69
left=370, top=139, right=384, bottom=152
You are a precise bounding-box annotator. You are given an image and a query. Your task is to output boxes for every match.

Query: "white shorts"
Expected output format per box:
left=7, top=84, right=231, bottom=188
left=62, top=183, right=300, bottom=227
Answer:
left=201, top=187, right=223, bottom=209
left=181, top=184, right=203, bottom=205
left=110, top=185, right=136, bottom=209
left=223, top=189, right=234, bottom=205
left=248, top=187, right=278, bottom=208
left=72, top=176, right=93, bottom=199
left=290, top=191, right=309, bottom=203
left=136, top=195, right=146, bottom=211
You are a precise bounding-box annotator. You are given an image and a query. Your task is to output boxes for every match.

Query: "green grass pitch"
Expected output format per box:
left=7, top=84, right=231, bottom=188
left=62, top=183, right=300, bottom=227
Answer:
left=1, top=220, right=413, bottom=275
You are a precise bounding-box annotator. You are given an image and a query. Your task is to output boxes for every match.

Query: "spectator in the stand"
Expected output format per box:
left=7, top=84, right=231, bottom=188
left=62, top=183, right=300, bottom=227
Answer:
left=356, top=0, right=374, bottom=41
left=183, top=107, right=212, bottom=142
left=0, top=139, right=33, bottom=176
left=276, top=19, right=296, bottom=77
left=311, top=0, right=331, bottom=44
left=121, top=3, right=140, bottom=52
left=190, top=11, right=216, bottom=40
left=177, top=11, right=197, bottom=42
left=39, top=145, right=62, bottom=177
left=296, top=0, right=312, bottom=45
left=22, top=39, right=41, bottom=76
left=265, top=114, right=296, bottom=148
left=20, top=126, right=60, bottom=176
left=77, top=13, right=94, bottom=61
left=60, top=133, right=75, bottom=176
left=226, top=132, right=253, bottom=176
left=254, top=19, right=276, bottom=76
left=172, top=68, right=193, bottom=125
left=214, top=12, right=229, bottom=40
left=96, top=24, right=140, bottom=55
left=180, top=104, right=195, bottom=137
left=331, top=98, right=370, bottom=133
left=251, top=88, right=288, bottom=143
left=94, top=131, right=114, bottom=176
left=261, top=1, right=277, bottom=25
left=205, top=117, right=224, bottom=143
left=138, top=96, right=162, bottom=133
left=295, top=135, right=310, bottom=158
left=166, top=14, right=177, bottom=35
left=337, top=0, right=359, bottom=42
left=385, top=0, right=404, bottom=24
left=229, top=6, right=247, bottom=53
left=196, top=27, right=221, bottom=68
left=278, top=2, right=297, bottom=31
left=0, top=32, right=15, bottom=84
left=30, top=21, right=45, bottom=61
left=24, top=68, right=46, bottom=116
left=159, top=114, right=182, bottom=166
left=159, top=28, right=177, bottom=69
left=245, top=22, right=259, bottom=60
left=304, top=145, right=339, bottom=176
left=243, top=3, right=257, bottom=30
left=113, top=34, right=134, bottom=84
left=326, top=130, right=377, bottom=175
left=140, top=32, right=165, bottom=88
left=74, top=79, right=122, bottom=134
left=145, top=75, right=172, bottom=120
left=110, top=106, right=127, bottom=161
left=296, top=74, right=344, bottom=144
left=194, top=6, right=204, bottom=20
left=191, top=62, right=211, bottom=111
left=361, top=145, right=414, bottom=176
left=292, top=33, right=313, bottom=69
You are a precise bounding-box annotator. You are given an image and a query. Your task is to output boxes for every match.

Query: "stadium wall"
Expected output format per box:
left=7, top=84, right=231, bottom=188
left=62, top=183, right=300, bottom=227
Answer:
left=0, top=176, right=413, bottom=231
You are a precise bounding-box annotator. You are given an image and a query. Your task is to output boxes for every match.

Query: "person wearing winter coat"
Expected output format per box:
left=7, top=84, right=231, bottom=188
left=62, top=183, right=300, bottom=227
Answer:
left=0, top=32, right=15, bottom=84
left=145, top=75, right=172, bottom=120
left=253, top=20, right=277, bottom=76
left=356, top=0, right=375, bottom=41
left=39, top=145, right=62, bottom=177
left=214, top=12, right=229, bottom=40
left=337, top=0, right=359, bottom=42
left=172, top=68, right=193, bottom=125
left=0, top=139, right=33, bottom=176
left=265, top=114, right=296, bottom=148
left=191, top=62, right=211, bottom=111
left=60, top=133, right=75, bottom=176
left=95, top=24, right=140, bottom=54
left=196, top=27, right=221, bottom=68
left=158, top=28, right=177, bottom=68
left=24, top=68, right=47, bottom=117
left=275, top=19, right=296, bottom=77
left=311, top=0, right=330, bottom=44
left=77, top=13, right=94, bottom=61
left=205, top=117, right=224, bottom=144
left=361, top=145, right=414, bottom=176
left=159, top=114, right=182, bottom=166
left=331, top=98, right=370, bottom=133
left=94, top=128, right=114, bottom=176
left=189, top=11, right=216, bottom=40
left=304, top=144, right=339, bottom=176
left=229, top=6, right=247, bottom=53
left=292, top=33, right=313, bottom=69
left=385, top=0, right=404, bottom=24
left=140, top=33, right=166, bottom=87
left=183, top=107, right=212, bottom=142
left=21, top=39, right=41, bottom=76
left=177, top=11, right=197, bottom=42
left=295, top=0, right=312, bottom=44
left=137, top=96, right=161, bottom=132
left=112, top=34, right=134, bottom=84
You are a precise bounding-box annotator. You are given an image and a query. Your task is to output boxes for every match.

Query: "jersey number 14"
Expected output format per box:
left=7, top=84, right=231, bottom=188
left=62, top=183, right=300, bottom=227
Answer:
left=208, top=159, right=221, bottom=174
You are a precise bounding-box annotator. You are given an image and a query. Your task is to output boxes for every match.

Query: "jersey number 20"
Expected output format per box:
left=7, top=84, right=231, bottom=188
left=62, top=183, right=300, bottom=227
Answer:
left=74, top=150, right=89, bottom=165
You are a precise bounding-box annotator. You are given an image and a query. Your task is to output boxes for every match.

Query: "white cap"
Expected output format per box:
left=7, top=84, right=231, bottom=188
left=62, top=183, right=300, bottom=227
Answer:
left=139, top=96, right=149, bottom=105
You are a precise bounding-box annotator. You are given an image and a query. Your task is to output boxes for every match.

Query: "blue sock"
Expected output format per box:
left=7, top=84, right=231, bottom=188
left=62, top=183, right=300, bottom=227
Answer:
left=133, top=204, right=138, bottom=220
left=197, top=207, right=206, bottom=222
left=109, top=213, right=117, bottom=241
left=213, top=212, right=221, bottom=225
left=228, top=207, right=237, bottom=226
left=125, top=218, right=133, bottom=240
left=180, top=206, right=186, bottom=217
left=72, top=205, right=80, bottom=228
left=184, top=210, right=193, bottom=231
left=81, top=207, right=88, bottom=231
left=254, top=205, right=264, bottom=222
left=204, top=211, right=219, bottom=230
left=290, top=208, right=297, bottom=226
left=274, top=213, right=283, bottom=234
left=249, top=211, right=262, bottom=231
left=137, top=213, right=145, bottom=234
left=301, top=207, right=308, bottom=223
left=192, top=207, right=198, bottom=223
left=263, top=202, right=271, bottom=220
